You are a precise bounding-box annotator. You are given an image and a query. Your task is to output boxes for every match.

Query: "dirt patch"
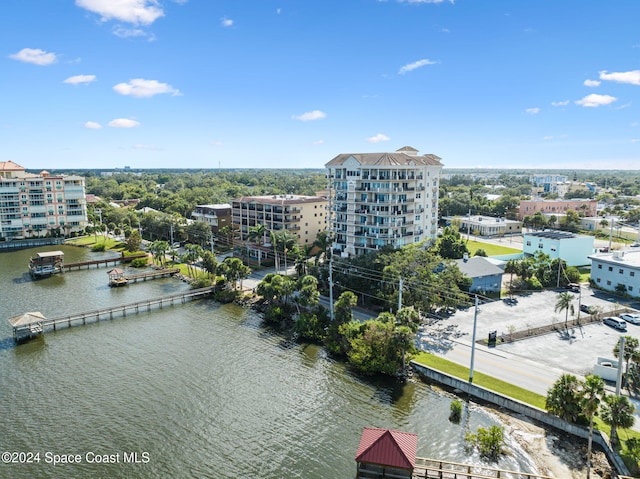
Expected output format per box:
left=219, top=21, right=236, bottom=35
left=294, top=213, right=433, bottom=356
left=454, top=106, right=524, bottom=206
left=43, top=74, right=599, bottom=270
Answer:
left=493, top=410, right=615, bottom=479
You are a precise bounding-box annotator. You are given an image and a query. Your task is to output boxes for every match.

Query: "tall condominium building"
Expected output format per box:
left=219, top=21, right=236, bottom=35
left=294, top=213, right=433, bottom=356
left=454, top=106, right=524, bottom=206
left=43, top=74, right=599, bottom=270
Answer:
left=325, top=146, right=443, bottom=257
left=0, top=161, right=87, bottom=240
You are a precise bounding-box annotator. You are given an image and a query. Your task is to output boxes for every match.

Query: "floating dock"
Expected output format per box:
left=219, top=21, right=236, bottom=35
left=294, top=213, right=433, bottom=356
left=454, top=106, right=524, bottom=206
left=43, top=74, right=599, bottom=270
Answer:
left=28, top=251, right=64, bottom=277
left=108, top=267, right=181, bottom=287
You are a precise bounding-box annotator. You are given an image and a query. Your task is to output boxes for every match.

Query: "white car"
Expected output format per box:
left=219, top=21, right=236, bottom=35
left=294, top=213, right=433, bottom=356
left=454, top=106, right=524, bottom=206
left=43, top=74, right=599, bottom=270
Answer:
left=619, top=313, right=640, bottom=325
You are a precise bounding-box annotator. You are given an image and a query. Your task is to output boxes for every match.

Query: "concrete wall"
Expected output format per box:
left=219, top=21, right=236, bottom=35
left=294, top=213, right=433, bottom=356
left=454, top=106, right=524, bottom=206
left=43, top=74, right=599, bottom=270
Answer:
left=410, top=361, right=631, bottom=477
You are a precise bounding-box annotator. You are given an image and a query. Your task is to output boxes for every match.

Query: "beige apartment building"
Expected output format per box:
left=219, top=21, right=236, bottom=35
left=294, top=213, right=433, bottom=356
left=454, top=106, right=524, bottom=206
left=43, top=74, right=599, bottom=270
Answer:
left=231, top=195, right=328, bottom=262
left=0, top=161, right=87, bottom=240
left=325, top=146, right=443, bottom=257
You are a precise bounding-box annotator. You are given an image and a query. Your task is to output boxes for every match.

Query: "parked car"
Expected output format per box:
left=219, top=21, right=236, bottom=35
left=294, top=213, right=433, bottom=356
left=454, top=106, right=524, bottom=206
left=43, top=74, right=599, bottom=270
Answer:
left=580, top=304, right=595, bottom=314
left=619, top=313, right=640, bottom=325
left=565, top=283, right=580, bottom=292
left=603, top=316, right=627, bottom=331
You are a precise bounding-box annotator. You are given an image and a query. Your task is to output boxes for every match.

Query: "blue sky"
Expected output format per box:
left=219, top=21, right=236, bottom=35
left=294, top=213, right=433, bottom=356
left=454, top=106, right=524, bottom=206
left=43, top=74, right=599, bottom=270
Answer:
left=2, top=1, right=640, bottom=170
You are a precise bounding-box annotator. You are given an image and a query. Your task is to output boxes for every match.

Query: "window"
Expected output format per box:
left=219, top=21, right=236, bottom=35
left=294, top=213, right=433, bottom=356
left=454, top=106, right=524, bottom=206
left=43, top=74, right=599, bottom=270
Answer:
left=596, top=278, right=601, bottom=283
left=526, top=241, right=531, bottom=246
left=538, top=243, right=543, bottom=249
left=598, top=264, right=602, bottom=269
left=607, top=280, right=611, bottom=286
left=629, top=286, right=634, bottom=292
left=631, top=272, right=636, bottom=277
left=619, top=269, right=624, bottom=274
left=608, top=266, right=613, bottom=272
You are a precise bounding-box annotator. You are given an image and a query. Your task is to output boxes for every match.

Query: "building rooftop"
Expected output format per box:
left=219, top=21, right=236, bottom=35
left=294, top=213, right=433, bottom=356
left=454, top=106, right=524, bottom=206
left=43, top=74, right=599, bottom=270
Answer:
left=355, top=427, right=417, bottom=470
left=0, top=160, right=25, bottom=172
left=455, top=256, right=505, bottom=278
left=525, top=231, right=578, bottom=240
left=233, top=195, right=326, bottom=205
left=326, top=147, right=442, bottom=167
left=589, top=249, right=640, bottom=268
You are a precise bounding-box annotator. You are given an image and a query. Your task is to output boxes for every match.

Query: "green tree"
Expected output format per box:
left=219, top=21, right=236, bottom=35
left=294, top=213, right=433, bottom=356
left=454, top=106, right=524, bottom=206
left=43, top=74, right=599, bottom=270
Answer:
left=221, top=257, right=251, bottom=290
left=325, top=291, right=357, bottom=356
left=201, top=250, right=218, bottom=278
left=554, top=292, right=575, bottom=329
left=148, top=240, right=169, bottom=266
left=601, top=394, right=635, bottom=447
left=126, top=229, right=142, bottom=252
left=581, top=375, right=605, bottom=479
left=436, top=226, right=470, bottom=259
left=613, top=336, right=640, bottom=381
left=546, top=374, right=582, bottom=422
left=312, top=230, right=330, bottom=265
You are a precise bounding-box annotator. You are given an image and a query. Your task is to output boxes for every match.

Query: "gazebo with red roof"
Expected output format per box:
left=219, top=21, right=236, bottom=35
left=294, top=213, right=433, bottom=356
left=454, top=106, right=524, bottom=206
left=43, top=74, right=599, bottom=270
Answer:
left=355, top=427, right=417, bottom=479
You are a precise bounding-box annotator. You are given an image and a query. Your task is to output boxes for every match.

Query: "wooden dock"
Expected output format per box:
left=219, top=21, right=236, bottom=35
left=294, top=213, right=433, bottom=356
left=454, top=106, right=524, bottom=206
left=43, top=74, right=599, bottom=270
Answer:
left=411, top=458, right=554, bottom=479
left=109, top=267, right=181, bottom=286
left=63, top=252, right=148, bottom=271
left=8, top=287, right=215, bottom=340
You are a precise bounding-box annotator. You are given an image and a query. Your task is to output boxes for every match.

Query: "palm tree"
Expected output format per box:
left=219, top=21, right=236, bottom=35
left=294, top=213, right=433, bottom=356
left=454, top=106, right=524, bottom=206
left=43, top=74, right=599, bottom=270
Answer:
left=581, top=375, right=605, bottom=479
left=601, top=394, right=635, bottom=447
left=312, top=230, right=330, bottom=265
left=613, top=336, right=640, bottom=383
left=545, top=373, right=582, bottom=422
left=274, top=230, right=297, bottom=275
left=149, top=240, right=169, bottom=266
left=554, top=291, right=575, bottom=329
left=247, top=224, right=267, bottom=266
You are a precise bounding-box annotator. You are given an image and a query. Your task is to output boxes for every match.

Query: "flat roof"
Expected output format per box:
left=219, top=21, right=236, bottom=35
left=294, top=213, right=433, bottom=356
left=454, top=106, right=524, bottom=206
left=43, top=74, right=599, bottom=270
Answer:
left=525, top=231, right=577, bottom=240
left=36, top=251, right=64, bottom=258
left=589, top=249, right=640, bottom=268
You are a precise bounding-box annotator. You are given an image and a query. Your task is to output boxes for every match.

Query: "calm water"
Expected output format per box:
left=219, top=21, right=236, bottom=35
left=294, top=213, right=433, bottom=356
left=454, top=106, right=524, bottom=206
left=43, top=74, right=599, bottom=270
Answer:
left=0, top=245, right=538, bottom=478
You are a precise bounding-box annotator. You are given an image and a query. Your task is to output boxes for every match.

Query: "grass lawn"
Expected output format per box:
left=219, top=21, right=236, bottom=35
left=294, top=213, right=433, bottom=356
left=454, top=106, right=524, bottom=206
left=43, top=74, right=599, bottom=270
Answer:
left=66, top=235, right=124, bottom=251
left=465, top=239, right=522, bottom=257
left=412, top=351, right=546, bottom=409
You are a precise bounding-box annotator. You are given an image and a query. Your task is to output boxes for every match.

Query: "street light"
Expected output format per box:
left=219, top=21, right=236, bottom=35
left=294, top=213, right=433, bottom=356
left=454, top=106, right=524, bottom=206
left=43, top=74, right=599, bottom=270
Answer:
left=469, top=294, right=479, bottom=384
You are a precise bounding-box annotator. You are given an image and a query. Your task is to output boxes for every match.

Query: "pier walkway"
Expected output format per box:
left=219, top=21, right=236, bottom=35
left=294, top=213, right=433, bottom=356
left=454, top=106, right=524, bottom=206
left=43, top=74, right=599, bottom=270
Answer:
left=8, top=287, right=215, bottom=341
left=63, top=252, right=148, bottom=271
left=411, top=458, right=554, bottom=479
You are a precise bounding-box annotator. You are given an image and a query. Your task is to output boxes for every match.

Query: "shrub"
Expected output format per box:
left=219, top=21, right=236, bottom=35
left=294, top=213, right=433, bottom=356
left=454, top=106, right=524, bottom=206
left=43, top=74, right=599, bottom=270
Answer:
left=465, top=425, right=505, bottom=462
left=130, top=257, right=148, bottom=268
left=91, top=243, right=106, bottom=252
left=449, top=399, right=463, bottom=423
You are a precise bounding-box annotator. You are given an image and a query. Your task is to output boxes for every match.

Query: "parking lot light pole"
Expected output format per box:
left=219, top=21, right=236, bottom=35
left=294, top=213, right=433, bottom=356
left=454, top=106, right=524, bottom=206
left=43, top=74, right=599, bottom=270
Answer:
left=469, top=294, right=479, bottom=384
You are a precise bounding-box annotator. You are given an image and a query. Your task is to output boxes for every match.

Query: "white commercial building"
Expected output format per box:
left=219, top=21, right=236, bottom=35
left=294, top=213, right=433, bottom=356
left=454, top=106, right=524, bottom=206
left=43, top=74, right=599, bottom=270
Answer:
left=523, top=231, right=595, bottom=266
left=325, top=146, right=442, bottom=257
left=444, top=215, right=522, bottom=237
left=589, top=250, right=640, bottom=298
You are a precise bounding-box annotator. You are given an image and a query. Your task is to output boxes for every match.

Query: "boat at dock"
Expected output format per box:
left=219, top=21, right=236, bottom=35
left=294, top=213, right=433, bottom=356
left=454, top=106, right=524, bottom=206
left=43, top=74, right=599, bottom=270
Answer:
left=28, top=251, right=64, bottom=278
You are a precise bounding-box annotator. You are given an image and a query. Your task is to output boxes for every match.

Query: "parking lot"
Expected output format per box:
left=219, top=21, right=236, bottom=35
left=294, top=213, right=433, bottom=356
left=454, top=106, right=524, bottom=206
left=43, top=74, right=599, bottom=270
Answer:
left=424, top=287, right=640, bottom=377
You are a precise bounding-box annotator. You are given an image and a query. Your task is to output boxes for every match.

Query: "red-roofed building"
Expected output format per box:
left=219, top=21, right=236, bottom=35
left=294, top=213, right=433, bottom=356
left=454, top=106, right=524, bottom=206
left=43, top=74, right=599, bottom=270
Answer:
left=355, top=427, right=417, bottom=479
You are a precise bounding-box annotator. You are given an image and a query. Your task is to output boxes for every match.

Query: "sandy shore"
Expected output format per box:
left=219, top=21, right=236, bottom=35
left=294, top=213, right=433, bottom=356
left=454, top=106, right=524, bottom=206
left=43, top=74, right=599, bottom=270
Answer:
left=493, top=409, right=615, bottom=479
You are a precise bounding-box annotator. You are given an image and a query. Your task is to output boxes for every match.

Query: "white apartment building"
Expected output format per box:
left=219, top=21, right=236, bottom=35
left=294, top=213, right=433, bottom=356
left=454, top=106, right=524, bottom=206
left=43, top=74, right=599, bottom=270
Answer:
left=0, top=161, right=87, bottom=240
left=589, top=250, right=640, bottom=298
left=325, top=146, right=443, bottom=257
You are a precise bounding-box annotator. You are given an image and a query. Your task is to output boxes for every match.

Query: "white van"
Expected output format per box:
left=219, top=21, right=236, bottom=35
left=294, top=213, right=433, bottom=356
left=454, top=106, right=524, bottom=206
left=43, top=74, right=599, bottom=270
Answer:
left=603, top=317, right=627, bottom=331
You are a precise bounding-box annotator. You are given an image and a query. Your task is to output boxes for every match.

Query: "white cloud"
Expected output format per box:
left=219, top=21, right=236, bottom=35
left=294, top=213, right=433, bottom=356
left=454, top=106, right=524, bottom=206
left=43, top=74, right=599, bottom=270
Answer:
left=599, top=70, right=640, bottom=86
left=551, top=100, right=570, bottom=107
left=584, top=79, right=601, bottom=87
left=312, top=140, right=324, bottom=145
left=112, top=26, right=149, bottom=38
left=398, top=58, right=437, bottom=74
left=575, top=94, right=617, bottom=107
left=132, top=144, right=159, bottom=150
left=9, top=48, right=57, bottom=65
left=75, top=0, right=164, bottom=25
left=276, top=8, right=282, bottom=14
left=221, top=17, right=233, bottom=27
left=84, top=121, right=102, bottom=129
left=631, top=139, right=640, bottom=143
left=525, top=107, right=540, bottom=115
left=108, top=118, right=140, bottom=128
left=113, top=78, right=181, bottom=97
left=367, top=133, right=390, bottom=143
left=292, top=110, right=326, bottom=121
left=210, top=140, right=224, bottom=146
left=64, top=74, right=97, bottom=85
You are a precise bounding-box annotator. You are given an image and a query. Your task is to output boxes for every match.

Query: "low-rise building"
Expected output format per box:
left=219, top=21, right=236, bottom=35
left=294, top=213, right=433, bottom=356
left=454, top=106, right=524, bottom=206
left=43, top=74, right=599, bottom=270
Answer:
left=589, top=249, right=640, bottom=298
left=523, top=230, right=594, bottom=266
left=0, top=161, right=87, bottom=240
left=519, top=199, right=597, bottom=220
left=454, top=256, right=504, bottom=293
left=444, top=215, right=521, bottom=237
left=191, top=204, right=232, bottom=233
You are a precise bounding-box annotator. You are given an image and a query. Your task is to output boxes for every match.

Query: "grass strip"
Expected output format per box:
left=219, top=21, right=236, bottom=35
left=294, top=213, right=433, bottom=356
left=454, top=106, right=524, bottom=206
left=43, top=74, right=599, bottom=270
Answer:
left=412, top=351, right=546, bottom=409
left=464, top=239, right=522, bottom=257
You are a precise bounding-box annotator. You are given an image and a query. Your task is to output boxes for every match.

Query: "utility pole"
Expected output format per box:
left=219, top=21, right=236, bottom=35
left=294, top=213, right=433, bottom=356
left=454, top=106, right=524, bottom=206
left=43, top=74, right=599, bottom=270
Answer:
left=556, top=258, right=562, bottom=288
left=609, top=218, right=614, bottom=252
left=209, top=230, right=214, bottom=254
left=467, top=209, right=471, bottom=242
left=398, top=277, right=403, bottom=311
left=616, top=336, right=625, bottom=395
left=469, top=295, right=479, bottom=384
